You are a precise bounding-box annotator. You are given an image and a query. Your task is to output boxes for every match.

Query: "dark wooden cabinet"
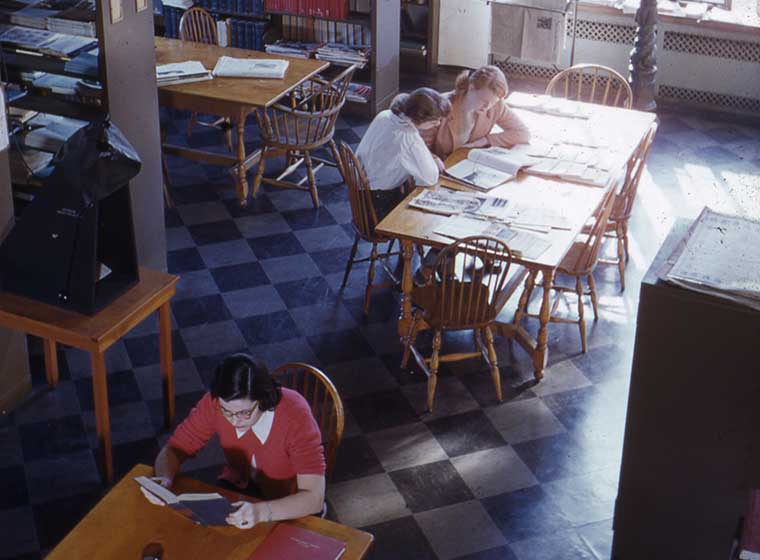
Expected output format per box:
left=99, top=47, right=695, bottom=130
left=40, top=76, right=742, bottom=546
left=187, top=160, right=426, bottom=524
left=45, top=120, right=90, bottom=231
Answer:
left=612, top=222, right=760, bottom=559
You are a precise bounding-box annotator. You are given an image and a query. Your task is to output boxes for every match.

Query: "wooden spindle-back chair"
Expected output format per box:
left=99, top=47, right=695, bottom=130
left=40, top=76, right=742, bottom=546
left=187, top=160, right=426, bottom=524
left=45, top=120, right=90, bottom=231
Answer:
left=271, top=362, right=344, bottom=479
left=402, top=236, right=525, bottom=412
left=252, top=67, right=354, bottom=208
left=178, top=7, right=233, bottom=151
left=337, top=142, right=400, bottom=313
left=515, top=186, right=617, bottom=353
left=546, top=64, right=633, bottom=109
left=597, top=122, right=658, bottom=290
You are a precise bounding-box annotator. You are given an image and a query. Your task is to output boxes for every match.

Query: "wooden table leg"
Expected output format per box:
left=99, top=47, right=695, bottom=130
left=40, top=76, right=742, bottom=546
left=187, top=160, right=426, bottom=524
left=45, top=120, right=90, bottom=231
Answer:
left=91, top=350, right=113, bottom=483
left=533, top=269, right=555, bottom=381
left=159, top=302, right=175, bottom=428
left=235, top=118, right=249, bottom=205
left=43, top=338, right=59, bottom=388
left=397, top=240, right=415, bottom=339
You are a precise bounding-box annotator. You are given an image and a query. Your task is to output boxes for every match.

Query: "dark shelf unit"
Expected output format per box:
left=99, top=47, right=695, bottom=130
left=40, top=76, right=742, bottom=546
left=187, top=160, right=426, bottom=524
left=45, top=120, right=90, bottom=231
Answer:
left=400, top=0, right=436, bottom=74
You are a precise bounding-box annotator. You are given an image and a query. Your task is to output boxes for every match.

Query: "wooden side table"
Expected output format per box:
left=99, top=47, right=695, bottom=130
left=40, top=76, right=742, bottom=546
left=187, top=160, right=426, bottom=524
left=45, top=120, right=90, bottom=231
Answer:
left=0, top=267, right=179, bottom=483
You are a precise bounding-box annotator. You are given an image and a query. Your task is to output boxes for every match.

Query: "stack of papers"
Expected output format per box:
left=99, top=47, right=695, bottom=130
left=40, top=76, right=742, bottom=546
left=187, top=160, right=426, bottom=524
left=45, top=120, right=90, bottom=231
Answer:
left=508, top=93, right=594, bottom=119
left=264, top=40, right=320, bottom=59
left=662, top=208, right=760, bottom=311
left=212, top=56, right=289, bottom=78
left=434, top=215, right=552, bottom=260
left=47, top=0, right=97, bottom=37
left=9, top=6, right=58, bottom=28
left=156, top=61, right=213, bottom=86
left=0, top=25, right=97, bottom=57
left=21, top=113, right=88, bottom=153
left=346, top=82, right=372, bottom=104
left=316, top=43, right=370, bottom=69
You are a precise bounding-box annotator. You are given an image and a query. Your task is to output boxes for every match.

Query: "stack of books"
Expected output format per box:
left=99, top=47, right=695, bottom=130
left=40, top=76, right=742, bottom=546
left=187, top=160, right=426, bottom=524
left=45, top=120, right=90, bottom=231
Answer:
left=156, top=60, right=213, bottom=86
left=47, top=0, right=97, bottom=37
left=346, top=81, right=371, bottom=103
left=265, top=40, right=321, bottom=59
left=9, top=5, right=58, bottom=29
left=0, top=25, right=97, bottom=57
left=315, top=42, right=369, bottom=68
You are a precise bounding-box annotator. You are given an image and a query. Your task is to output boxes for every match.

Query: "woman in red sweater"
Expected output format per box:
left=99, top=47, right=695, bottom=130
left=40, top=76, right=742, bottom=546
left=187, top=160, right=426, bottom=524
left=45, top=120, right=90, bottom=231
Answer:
left=141, top=353, right=326, bottom=529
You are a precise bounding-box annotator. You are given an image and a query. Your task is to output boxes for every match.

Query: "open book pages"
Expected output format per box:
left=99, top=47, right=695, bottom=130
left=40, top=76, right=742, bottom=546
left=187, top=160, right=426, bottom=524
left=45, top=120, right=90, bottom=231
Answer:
left=500, top=202, right=572, bottom=231
left=445, top=146, right=540, bottom=191
left=662, top=208, right=760, bottom=310
left=212, top=56, right=289, bottom=78
left=434, top=215, right=551, bottom=260
left=408, top=188, right=511, bottom=220
left=134, top=476, right=236, bottom=526
left=156, top=61, right=212, bottom=86
left=525, top=157, right=612, bottom=188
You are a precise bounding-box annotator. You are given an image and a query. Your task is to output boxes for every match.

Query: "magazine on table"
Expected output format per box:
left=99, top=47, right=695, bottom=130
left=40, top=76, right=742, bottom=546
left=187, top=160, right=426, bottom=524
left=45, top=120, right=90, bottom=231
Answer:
left=134, top=476, right=236, bottom=526
left=408, top=188, right=511, bottom=221
left=156, top=60, right=212, bottom=86
left=445, top=146, right=539, bottom=191
left=249, top=523, right=346, bottom=559
left=212, top=56, right=289, bottom=78
left=434, top=215, right=552, bottom=260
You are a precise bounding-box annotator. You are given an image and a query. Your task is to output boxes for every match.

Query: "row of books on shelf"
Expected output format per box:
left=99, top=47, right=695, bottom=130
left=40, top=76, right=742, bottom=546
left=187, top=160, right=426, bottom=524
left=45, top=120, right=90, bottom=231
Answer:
left=2, top=0, right=96, bottom=36
left=282, top=14, right=370, bottom=48
left=265, top=0, right=348, bottom=20
left=227, top=18, right=268, bottom=50
left=0, top=24, right=96, bottom=58
left=196, top=0, right=265, bottom=17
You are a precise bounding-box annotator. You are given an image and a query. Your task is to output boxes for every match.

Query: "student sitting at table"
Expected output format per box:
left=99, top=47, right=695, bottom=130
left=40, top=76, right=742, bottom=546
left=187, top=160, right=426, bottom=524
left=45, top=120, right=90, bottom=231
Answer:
left=421, top=65, right=531, bottom=160
left=355, top=87, right=451, bottom=221
left=140, top=353, right=326, bottom=530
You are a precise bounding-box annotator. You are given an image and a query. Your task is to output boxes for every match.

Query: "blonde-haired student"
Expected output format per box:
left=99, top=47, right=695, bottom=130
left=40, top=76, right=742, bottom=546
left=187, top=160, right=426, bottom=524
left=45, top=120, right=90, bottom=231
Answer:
left=420, top=65, right=531, bottom=160
left=355, top=87, right=452, bottom=221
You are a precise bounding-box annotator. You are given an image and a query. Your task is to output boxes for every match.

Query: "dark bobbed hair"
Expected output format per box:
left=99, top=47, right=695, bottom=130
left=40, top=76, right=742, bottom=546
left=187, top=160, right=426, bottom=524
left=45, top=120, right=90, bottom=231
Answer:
left=390, top=87, right=451, bottom=125
left=210, top=353, right=282, bottom=411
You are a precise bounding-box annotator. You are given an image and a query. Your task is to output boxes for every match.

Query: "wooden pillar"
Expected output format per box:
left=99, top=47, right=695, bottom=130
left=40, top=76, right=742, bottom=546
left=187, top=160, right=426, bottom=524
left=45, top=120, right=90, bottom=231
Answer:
left=629, top=0, right=658, bottom=111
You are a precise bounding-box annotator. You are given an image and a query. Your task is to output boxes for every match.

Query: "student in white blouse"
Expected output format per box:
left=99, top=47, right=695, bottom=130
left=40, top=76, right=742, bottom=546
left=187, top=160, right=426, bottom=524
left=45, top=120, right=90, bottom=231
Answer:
left=355, top=87, right=451, bottom=221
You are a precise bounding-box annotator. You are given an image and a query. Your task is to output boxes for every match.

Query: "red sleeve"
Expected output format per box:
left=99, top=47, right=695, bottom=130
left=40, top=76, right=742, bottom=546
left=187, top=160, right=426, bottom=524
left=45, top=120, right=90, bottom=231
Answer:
left=167, top=393, right=217, bottom=457
left=284, top=391, right=327, bottom=476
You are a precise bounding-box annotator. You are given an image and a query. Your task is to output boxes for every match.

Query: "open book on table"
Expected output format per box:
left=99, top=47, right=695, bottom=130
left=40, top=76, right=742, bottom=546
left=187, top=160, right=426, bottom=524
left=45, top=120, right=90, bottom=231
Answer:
left=156, top=61, right=213, bottom=86
left=249, top=523, right=346, bottom=560
left=134, top=476, right=236, bottom=526
left=212, top=56, right=289, bottom=79
left=408, top=188, right=512, bottom=221
left=434, top=215, right=552, bottom=260
left=445, top=146, right=539, bottom=191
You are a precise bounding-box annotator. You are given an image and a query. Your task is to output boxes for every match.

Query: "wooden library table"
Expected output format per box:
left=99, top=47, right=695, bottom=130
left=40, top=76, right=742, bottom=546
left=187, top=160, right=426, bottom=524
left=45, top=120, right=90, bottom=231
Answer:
left=155, top=37, right=329, bottom=204
left=376, top=97, right=656, bottom=381
left=0, top=268, right=178, bottom=483
left=47, top=464, right=375, bottom=560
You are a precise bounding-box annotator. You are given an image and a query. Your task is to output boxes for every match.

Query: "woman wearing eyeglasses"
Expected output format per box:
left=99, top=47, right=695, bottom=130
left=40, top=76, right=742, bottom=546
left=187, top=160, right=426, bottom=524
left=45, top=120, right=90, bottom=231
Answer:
left=141, top=353, right=325, bottom=530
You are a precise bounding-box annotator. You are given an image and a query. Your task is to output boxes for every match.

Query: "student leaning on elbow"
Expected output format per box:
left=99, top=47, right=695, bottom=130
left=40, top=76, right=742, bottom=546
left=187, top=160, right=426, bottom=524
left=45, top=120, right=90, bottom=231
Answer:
left=354, top=87, right=452, bottom=222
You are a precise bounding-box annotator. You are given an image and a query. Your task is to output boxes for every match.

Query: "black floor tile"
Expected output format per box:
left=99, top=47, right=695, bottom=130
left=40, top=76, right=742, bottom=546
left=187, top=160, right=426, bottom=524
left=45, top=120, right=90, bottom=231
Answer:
left=111, top=438, right=161, bottom=481
left=248, top=232, right=306, bottom=260
left=236, top=310, right=301, bottom=346
left=346, top=388, right=420, bottom=433
left=124, top=330, right=189, bottom=368
left=426, top=410, right=507, bottom=458
left=389, top=460, right=474, bottom=513
left=19, top=415, right=90, bottom=462
left=210, top=261, right=270, bottom=292
left=308, top=327, right=376, bottom=365
left=0, top=465, right=29, bottom=508
left=361, top=516, right=438, bottom=560
left=32, top=491, right=102, bottom=549
left=275, top=276, right=337, bottom=309
left=452, top=546, right=518, bottom=560
left=74, top=369, right=144, bottom=411
left=329, top=435, right=385, bottom=483
left=167, top=247, right=206, bottom=273
left=171, top=294, right=232, bottom=328
left=482, top=485, right=573, bottom=543
left=310, top=246, right=356, bottom=275
left=223, top=194, right=276, bottom=217
left=187, top=220, right=243, bottom=245
left=281, top=207, right=337, bottom=230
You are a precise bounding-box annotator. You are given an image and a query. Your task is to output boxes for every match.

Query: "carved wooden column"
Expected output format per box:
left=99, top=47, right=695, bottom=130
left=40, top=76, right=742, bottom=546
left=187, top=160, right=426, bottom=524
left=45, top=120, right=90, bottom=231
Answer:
left=629, top=0, right=658, bottom=111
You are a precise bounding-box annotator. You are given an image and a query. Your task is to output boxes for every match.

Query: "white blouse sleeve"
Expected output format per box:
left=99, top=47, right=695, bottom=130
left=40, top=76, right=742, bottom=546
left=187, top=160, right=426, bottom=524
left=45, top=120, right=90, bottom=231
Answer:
left=399, top=132, right=440, bottom=187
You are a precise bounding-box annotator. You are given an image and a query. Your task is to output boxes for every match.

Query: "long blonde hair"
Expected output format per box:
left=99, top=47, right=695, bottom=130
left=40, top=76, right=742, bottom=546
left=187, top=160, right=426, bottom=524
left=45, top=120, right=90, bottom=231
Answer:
left=453, top=65, right=509, bottom=101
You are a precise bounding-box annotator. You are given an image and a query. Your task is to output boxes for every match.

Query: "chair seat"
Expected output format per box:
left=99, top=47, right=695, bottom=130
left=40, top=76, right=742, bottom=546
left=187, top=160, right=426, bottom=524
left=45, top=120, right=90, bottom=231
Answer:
left=559, top=239, right=594, bottom=276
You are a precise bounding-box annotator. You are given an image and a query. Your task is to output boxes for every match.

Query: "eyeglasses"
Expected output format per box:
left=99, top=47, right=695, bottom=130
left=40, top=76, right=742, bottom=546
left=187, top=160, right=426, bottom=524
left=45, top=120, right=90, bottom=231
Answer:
left=217, top=401, right=258, bottom=420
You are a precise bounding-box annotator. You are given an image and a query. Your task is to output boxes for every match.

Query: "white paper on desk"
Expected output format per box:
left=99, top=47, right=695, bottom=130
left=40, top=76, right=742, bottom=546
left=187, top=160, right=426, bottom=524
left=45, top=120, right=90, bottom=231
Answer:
left=156, top=60, right=210, bottom=77
left=212, top=56, right=289, bottom=78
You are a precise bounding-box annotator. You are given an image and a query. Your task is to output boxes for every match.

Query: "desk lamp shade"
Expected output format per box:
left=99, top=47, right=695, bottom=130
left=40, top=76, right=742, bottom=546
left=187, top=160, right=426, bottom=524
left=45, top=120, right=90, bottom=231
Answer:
left=0, top=117, right=141, bottom=315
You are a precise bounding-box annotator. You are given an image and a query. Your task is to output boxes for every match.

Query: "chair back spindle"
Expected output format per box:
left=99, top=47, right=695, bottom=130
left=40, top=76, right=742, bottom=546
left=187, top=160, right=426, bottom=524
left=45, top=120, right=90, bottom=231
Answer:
left=271, top=362, right=344, bottom=479
left=613, top=122, right=658, bottom=223
left=546, top=64, right=633, bottom=109
left=566, top=187, right=617, bottom=275
left=338, top=142, right=380, bottom=239
left=179, top=7, right=219, bottom=45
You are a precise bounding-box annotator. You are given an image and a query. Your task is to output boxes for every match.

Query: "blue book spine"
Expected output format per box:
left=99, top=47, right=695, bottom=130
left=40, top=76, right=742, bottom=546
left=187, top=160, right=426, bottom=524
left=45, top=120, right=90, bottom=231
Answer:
left=236, top=19, right=244, bottom=48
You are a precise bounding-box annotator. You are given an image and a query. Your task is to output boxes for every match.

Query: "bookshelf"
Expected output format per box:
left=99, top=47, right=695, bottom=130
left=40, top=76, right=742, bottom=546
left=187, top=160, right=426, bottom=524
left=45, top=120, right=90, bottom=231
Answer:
left=161, top=0, right=399, bottom=115
left=0, top=0, right=167, bottom=270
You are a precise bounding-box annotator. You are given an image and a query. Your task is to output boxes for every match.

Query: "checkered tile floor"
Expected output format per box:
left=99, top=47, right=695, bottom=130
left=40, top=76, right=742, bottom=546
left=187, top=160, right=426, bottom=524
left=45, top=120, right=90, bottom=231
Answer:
left=2, top=95, right=759, bottom=560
